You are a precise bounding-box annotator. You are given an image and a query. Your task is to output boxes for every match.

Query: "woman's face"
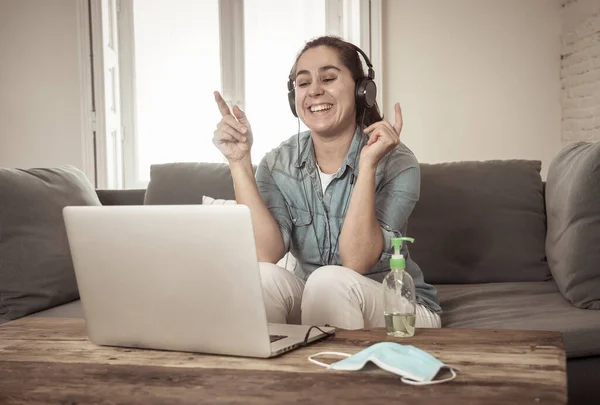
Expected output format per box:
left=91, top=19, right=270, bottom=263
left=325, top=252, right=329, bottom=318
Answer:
left=294, top=46, right=356, bottom=137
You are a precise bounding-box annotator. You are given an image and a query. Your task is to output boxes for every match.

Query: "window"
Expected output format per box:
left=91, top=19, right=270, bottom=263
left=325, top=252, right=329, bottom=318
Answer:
left=131, top=0, right=223, bottom=183
left=244, top=0, right=326, bottom=165
left=92, top=0, right=381, bottom=188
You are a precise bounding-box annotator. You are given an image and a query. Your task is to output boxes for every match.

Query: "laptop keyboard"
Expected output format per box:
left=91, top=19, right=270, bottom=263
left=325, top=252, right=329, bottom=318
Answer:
left=270, top=334, right=287, bottom=343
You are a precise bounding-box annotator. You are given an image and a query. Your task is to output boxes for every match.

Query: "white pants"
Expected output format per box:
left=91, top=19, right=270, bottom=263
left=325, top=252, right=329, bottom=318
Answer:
left=259, top=262, right=441, bottom=329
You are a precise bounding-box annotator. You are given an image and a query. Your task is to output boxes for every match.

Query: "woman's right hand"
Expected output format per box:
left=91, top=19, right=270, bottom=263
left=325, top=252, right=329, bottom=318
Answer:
left=213, top=91, right=254, bottom=164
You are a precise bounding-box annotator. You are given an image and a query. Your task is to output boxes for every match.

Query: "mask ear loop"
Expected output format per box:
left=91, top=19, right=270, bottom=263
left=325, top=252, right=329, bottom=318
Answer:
left=400, top=367, right=458, bottom=386
left=308, top=352, right=352, bottom=368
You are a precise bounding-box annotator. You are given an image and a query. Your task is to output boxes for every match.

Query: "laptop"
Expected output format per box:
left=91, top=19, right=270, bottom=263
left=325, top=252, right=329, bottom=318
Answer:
left=62, top=204, right=335, bottom=358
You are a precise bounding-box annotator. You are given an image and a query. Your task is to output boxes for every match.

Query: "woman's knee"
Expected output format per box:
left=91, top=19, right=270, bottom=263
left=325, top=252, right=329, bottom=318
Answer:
left=302, top=266, right=369, bottom=329
left=259, top=262, right=291, bottom=286
left=259, top=261, right=287, bottom=276
left=304, top=265, right=361, bottom=291
left=258, top=262, right=304, bottom=324
left=259, top=262, right=305, bottom=293
left=303, top=266, right=365, bottom=303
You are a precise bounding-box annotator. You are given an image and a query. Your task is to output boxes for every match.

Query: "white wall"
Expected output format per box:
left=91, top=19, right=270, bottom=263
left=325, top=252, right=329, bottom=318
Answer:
left=561, top=0, right=600, bottom=144
left=382, top=0, right=563, bottom=179
left=0, top=0, right=89, bottom=176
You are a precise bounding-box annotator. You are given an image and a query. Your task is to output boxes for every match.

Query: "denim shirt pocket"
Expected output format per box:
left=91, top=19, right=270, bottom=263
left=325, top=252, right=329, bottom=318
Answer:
left=289, top=207, right=313, bottom=251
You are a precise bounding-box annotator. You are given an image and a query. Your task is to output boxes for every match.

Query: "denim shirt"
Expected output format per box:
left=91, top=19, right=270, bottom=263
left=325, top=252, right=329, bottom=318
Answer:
left=255, top=128, right=441, bottom=313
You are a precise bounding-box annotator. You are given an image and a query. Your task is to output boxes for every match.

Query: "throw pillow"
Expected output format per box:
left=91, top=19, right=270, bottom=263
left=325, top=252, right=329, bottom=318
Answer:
left=202, top=195, right=237, bottom=205
left=408, top=160, right=550, bottom=284
left=546, top=141, right=600, bottom=309
left=0, top=165, right=101, bottom=323
left=201, top=195, right=297, bottom=272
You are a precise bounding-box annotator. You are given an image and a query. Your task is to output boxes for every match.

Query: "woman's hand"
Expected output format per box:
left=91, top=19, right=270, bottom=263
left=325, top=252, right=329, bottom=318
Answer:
left=213, top=91, right=254, bottom=164
left=360, top=102, right=403, bottom=170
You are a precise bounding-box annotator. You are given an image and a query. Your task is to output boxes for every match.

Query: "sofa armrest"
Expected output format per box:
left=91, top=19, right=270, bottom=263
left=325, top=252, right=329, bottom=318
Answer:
left=95, top=189, right=146, bottom=206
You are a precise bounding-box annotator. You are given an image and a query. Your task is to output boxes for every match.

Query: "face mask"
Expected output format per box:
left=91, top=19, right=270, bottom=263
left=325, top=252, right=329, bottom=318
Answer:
left=308, top=342, right=458, bottom=385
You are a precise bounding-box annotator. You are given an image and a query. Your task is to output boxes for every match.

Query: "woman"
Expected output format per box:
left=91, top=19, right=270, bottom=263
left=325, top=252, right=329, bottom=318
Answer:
left=212, top=36, right=441, bottom=329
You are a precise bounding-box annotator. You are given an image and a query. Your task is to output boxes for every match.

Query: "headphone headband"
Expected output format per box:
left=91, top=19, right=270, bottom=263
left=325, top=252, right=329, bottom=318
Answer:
left=350, top=43, right=375, bottom=81
left=287, top=40, right=377, bottom=118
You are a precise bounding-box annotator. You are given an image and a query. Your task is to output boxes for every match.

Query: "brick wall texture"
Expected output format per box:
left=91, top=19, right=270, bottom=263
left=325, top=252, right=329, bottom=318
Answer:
left=561, top=0, right=600, bottom=143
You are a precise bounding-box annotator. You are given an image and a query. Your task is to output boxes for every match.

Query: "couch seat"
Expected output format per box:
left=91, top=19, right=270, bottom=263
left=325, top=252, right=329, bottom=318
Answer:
left=436, top=281, right=600, bottom=358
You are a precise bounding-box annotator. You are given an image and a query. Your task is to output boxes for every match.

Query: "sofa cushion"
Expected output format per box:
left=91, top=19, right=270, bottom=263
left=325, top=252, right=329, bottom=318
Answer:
left=144, top=162, right=239, bottom=204
left=26, top=299, right=84, bottom=319
left=0, top=166, right=101, bottom=323
left=545, top=141, right=600, bottom=310
left=408, top=160, right=550, bottom=284
left=437, top=282, right=600, bottom=358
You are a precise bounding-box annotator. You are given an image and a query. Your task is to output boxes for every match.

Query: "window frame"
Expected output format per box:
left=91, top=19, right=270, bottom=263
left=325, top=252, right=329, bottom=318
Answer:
left=88, top=0, right=382, bottom=189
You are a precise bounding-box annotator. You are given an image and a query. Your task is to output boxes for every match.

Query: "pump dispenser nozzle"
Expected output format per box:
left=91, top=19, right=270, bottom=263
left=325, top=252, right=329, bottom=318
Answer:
left=390, top=237, right=415, bottom=270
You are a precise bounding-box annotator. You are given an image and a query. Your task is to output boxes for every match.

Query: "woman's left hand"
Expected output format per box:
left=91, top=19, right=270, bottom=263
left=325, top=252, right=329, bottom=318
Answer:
left=360, top=102, right=403, bottom=170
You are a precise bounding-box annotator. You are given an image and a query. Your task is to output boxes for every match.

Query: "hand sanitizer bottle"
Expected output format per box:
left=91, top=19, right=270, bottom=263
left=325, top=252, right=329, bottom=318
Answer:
left=383, top=237, right=417, bottom=337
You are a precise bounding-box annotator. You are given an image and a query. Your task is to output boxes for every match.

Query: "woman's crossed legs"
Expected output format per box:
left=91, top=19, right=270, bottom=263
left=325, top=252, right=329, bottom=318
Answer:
left=258, top=262, right=441, bottom=329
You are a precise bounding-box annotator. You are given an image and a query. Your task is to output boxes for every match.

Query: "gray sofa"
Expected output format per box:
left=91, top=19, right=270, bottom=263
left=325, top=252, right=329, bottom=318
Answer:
left=6, top=142, right=600, bottom=405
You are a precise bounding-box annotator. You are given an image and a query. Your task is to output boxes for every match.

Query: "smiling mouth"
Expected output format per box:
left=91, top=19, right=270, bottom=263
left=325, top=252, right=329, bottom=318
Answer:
left=309, top=104, right=333, bottom=113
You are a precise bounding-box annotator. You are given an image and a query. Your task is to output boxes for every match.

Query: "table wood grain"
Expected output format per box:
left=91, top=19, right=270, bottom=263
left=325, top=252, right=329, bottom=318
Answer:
left=0, top=318, right=567, bottom=404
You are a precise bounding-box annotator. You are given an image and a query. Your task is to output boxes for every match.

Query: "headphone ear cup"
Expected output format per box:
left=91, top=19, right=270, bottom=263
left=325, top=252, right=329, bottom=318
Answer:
left=355, top=78, right=377, bottom=111
left=288, top=88, right=297, bottom=117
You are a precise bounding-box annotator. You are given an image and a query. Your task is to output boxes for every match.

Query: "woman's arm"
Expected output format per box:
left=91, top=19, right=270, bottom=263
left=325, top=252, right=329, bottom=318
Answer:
left=338, top=164, right=383, bottom=274
left=213, top=91, right=286, bottom=263
left=339, top=102, right=405, bottom=273
left=229, top=158, right=286, bottom=263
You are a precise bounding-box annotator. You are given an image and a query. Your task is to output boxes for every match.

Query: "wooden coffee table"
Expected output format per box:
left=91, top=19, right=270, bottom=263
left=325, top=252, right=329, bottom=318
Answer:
left=0, top=318, right=566, bottom=404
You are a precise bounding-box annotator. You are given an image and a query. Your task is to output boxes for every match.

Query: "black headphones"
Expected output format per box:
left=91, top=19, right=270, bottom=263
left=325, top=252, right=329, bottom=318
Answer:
left=287, top=42, right=377, bottom=117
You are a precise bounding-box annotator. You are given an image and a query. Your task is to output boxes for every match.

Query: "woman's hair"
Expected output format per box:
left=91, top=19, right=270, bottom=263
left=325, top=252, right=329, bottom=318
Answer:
left=289, top=35, right=383, bottom=128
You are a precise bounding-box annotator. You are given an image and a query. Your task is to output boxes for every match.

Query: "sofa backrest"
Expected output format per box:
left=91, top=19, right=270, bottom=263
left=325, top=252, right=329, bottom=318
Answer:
left=143, top=162, right=245, bottom=204
left=102, top=159, right=551, bottom=285
left=407, top=160, right=550, bottom=284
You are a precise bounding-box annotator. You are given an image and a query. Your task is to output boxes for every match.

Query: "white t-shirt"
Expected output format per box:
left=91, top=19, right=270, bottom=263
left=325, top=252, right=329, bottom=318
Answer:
left=317, top=164, right=336, bottom=194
